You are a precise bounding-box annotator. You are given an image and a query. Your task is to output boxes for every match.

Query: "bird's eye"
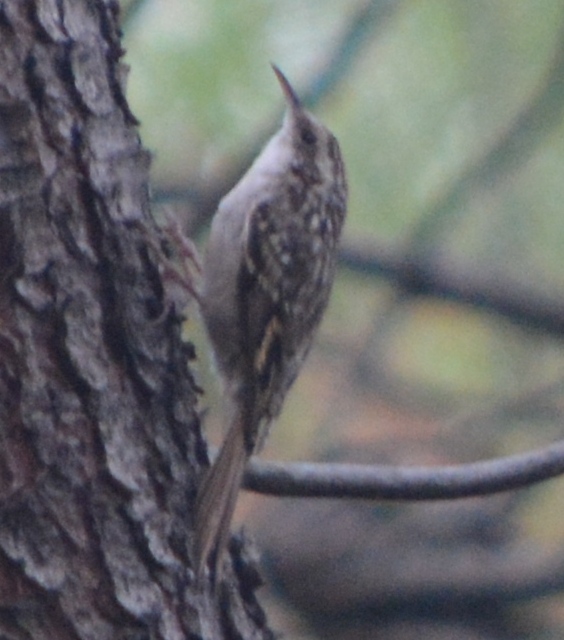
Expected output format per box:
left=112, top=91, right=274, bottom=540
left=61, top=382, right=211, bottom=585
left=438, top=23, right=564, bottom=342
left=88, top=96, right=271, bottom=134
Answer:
left=300, top=128, right=317, bottom=145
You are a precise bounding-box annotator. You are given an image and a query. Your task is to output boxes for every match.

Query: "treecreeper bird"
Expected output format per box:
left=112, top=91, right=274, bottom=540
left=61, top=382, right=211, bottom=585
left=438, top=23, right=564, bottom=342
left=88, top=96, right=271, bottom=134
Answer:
left=195, top=65, right=348, bottom=581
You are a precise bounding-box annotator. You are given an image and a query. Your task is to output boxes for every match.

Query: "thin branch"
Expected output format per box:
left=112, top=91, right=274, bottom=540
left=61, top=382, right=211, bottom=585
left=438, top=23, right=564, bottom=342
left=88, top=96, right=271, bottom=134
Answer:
left=243, top=438, right=564, bottom=499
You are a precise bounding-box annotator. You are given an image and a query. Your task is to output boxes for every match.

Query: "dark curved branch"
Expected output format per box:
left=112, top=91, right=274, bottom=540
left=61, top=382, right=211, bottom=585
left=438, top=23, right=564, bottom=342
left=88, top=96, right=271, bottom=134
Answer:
left=340, top=237, right=564, bottom=336
left=243, top=438, right=564, bottom=499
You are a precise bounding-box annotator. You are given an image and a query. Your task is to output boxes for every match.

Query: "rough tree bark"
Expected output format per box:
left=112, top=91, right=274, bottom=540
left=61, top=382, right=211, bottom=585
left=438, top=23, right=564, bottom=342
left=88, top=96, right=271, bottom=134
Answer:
left=0, top=2, right=271, bottom=638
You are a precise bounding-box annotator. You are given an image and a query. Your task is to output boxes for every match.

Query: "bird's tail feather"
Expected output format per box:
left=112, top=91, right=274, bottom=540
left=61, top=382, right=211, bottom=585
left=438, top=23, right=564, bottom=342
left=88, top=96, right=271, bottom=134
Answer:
left=194, top=413, right=248, bottom=581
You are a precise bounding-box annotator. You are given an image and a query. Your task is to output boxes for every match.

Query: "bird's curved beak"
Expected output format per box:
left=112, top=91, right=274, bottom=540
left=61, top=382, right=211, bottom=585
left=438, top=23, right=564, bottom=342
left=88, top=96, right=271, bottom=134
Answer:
left=271, top=64, right=302, bottom=113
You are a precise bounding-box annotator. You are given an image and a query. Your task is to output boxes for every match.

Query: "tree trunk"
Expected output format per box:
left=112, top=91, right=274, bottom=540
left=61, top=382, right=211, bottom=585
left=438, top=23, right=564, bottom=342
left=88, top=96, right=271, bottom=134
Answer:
left=0, top=2, right=270, bottom=638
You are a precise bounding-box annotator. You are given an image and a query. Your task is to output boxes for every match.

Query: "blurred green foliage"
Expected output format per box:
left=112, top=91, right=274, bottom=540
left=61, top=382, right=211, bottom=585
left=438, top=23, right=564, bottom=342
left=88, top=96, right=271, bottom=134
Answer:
left=125, top=0, right=564, bottom=416
left=122, top=2, right=564, bottom=636
left=122, top=0, right=564, bottom=417
left=124, top=1, right=564, bottom=235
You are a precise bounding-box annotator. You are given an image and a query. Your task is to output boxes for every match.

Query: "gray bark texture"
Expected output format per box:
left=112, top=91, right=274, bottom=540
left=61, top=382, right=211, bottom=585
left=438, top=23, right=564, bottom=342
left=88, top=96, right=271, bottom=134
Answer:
left=0, top=1, right=271, bottom=638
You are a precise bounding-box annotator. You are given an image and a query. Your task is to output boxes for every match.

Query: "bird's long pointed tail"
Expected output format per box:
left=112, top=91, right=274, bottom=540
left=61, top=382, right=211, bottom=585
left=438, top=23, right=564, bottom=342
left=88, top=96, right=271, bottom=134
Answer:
left=194, top=413, right=248, bottom=581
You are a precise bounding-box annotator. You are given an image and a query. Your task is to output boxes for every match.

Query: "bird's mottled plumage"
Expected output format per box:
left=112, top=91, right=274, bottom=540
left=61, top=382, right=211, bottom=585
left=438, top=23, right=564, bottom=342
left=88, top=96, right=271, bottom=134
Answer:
left=195, top=65, right=347, bottom=581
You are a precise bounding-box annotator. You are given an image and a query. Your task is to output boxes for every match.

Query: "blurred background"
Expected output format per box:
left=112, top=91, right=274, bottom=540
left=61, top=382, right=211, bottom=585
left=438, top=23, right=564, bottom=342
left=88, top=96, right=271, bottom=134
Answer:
left=123, top=1, right=564, bottom=637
